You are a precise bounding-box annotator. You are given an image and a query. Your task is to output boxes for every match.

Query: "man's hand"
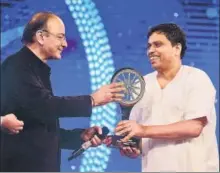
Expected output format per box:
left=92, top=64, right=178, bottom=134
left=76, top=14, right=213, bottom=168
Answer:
left=103, top=136, right=141, bottom=158
left=120, top=146, right=141, bottom=158
left=81, top=126, right=103, bottom=147
left=115, top=120, right=146, bottom=142
left=1, top=114, right=24, bottom=134
left=103, top=136, right=113, bottom=146
left=91, top=82, right=125, bottom=106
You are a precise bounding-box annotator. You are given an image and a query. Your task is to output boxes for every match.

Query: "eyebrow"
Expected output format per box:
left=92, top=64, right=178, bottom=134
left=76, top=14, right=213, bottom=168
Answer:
left=148, top=41, right=162, bottom=45
left=58, top=33, right=65, bottom=36
left=42, top=30, right=65, bottom=36
left=147, top=41, right=163, bottom=47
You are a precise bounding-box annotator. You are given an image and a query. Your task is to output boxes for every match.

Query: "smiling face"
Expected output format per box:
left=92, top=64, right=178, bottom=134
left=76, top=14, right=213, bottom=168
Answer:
left=147, top=32, right=181, bottom=71
left=40, top=17, right=68, bottom=60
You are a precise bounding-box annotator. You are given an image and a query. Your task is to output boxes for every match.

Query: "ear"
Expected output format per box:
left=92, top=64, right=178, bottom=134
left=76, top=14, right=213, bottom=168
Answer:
left=35, top=30, right=45, bottom=45
left=175, top=43, right=182, bottom=56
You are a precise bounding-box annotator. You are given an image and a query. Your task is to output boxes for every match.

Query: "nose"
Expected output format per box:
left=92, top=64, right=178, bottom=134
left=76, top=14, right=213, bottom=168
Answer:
left=147, top=46, right=156, bottom=57
left=62, top=39, right=68, bottom=48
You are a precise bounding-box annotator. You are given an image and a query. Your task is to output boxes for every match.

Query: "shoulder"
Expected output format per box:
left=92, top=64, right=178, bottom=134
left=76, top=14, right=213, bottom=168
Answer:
left=183, top=65, right=213, bottom=84
left=183, top=65, right=216, bottom=93
left=2, top=49, right=23, bottom=67
left=1, top=49, right=30, bottom=73
left=183, top=65, right=209, bottom=77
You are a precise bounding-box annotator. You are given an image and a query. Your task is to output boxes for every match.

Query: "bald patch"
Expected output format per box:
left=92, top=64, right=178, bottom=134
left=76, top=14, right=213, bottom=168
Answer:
left=45, top=17, right=65, bottom=36
left=29, top=12, right=60, bottom=30
left=46, top=17, right=64, bottom=29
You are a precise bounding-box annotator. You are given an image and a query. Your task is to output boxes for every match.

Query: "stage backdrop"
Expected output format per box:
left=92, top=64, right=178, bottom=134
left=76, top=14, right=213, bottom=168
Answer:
left=1, top=0, right=219, bottom=171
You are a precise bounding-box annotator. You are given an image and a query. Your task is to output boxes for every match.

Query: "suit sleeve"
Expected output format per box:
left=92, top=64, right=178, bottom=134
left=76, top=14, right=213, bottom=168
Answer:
left=3, top=63, right=92, bottom=122
left=59, top=128, right=85, bottom=150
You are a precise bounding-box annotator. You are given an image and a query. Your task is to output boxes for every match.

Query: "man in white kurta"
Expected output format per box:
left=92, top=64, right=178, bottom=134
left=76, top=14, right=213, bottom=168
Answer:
left=129, top=65, right=219, bottom=172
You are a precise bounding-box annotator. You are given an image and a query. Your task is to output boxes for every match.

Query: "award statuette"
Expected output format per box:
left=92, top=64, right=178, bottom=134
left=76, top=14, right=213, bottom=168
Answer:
left=110, top=68, right=145, bottom=148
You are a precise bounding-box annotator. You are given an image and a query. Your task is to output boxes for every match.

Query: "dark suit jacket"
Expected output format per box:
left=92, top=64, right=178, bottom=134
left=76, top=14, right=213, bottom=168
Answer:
left=0, top=46, right=92, bottom=171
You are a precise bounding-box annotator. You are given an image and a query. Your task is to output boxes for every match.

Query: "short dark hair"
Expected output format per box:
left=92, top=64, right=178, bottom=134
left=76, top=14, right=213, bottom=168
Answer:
left=147, top=23, right=187, bottom=58
left=21, top=12, right=58, bottom=44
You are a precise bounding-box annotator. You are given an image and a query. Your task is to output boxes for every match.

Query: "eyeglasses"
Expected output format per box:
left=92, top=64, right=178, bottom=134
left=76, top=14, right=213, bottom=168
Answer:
left=40, top=29, right=66, bottom=42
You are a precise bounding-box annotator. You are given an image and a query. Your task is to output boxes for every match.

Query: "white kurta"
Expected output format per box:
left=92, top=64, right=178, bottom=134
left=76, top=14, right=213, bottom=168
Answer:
left=130, top=65, right=219, bottom=172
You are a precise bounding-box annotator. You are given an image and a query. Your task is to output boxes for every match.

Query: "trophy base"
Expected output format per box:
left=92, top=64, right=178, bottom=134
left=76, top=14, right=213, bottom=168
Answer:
left=108, top=135, right=140, bottom=148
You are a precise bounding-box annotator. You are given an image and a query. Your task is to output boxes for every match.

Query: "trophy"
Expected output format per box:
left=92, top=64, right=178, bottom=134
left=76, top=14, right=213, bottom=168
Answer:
left=109, top=68, right=145, bottom=148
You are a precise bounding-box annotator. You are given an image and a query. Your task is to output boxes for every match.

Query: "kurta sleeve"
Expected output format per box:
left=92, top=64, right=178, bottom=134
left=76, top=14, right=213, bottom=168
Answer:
left=183, top=70, right=216, bottom=123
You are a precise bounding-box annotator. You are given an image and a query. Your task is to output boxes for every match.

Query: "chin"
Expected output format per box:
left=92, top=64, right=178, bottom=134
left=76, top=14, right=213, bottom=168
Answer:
left=53, top=54, right=62, bottom=60
left=151, top=63, right=161, bottom=70
left=151, top=63, right=158, bottom=68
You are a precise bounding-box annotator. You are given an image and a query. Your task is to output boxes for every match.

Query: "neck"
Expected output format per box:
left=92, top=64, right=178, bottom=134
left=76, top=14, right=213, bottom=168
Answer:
left=157, top=61, right=182, bottom=81
left=26, top=44, right=48, bottom=63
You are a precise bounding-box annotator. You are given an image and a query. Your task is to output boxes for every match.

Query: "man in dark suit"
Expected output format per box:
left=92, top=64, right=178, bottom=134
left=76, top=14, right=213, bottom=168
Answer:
left=0, top=12, right=124, bottom=172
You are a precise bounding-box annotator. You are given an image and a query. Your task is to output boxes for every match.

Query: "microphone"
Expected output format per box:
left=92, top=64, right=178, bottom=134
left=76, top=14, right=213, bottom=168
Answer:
left=68, top=126, right=109, bottom=161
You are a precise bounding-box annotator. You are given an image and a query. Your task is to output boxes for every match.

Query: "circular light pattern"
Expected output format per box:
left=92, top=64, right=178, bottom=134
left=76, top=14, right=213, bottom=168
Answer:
left=65, top=0, right=117, bottom=171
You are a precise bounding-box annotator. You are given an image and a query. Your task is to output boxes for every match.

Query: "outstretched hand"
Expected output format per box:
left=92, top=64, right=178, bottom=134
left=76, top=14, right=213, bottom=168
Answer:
left=91, top=82, right=125, bottom=106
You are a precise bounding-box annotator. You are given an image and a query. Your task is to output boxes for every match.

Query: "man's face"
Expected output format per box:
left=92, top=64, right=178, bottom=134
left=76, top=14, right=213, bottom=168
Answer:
left=147, top=32, right=179, bottom=71
left=41, top=17, right=68, bottom=60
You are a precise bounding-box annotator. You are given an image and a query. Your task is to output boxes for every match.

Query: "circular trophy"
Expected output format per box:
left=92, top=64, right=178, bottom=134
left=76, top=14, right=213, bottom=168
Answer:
left=111, top=68, right=145, bottom=107
left=110, top=68, right=145, bottom=148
